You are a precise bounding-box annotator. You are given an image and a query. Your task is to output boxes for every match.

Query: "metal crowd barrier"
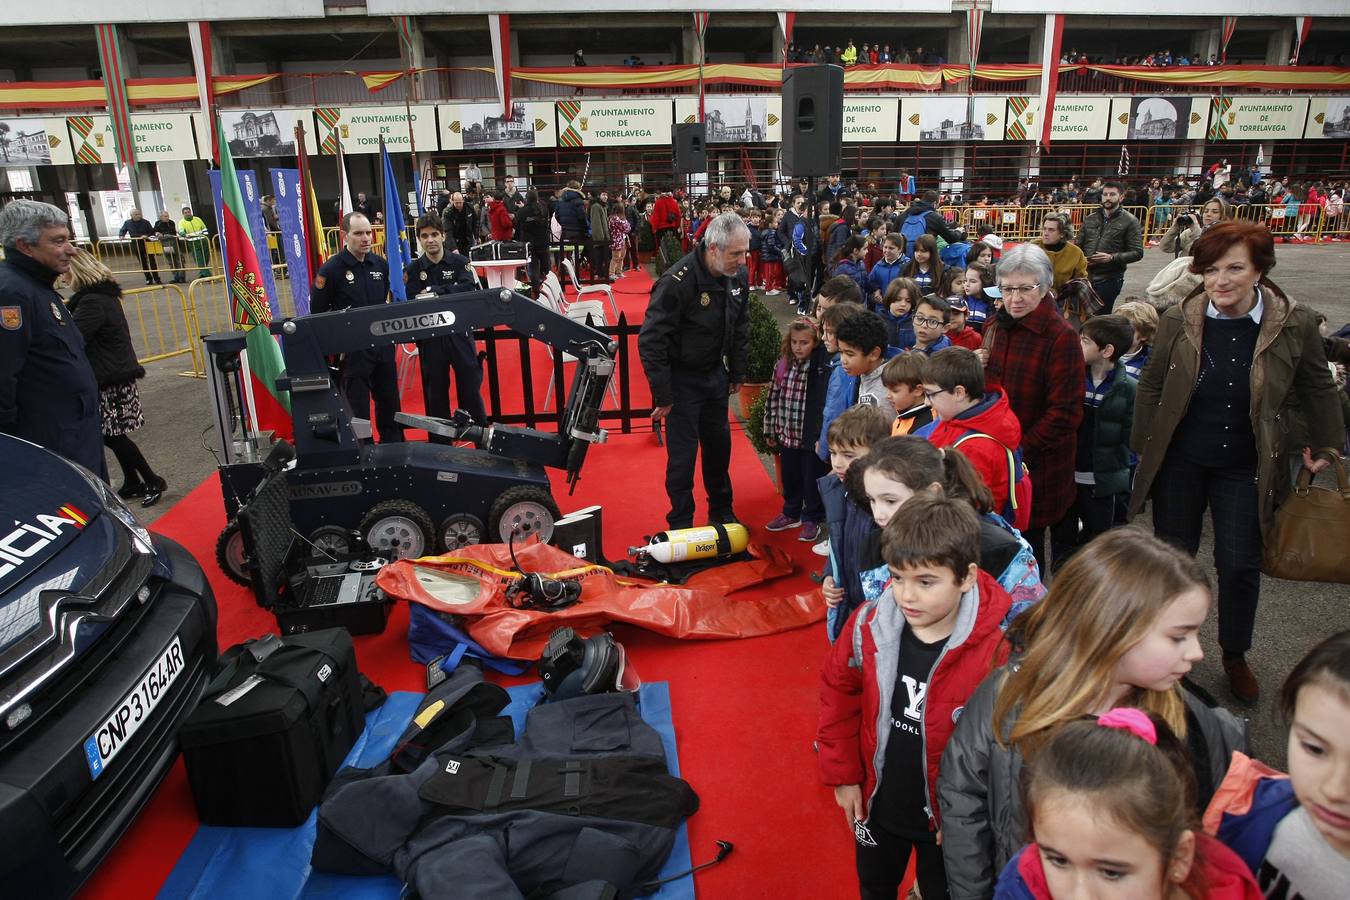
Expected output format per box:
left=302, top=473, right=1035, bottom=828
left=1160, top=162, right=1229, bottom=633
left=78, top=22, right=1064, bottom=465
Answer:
left=182, top=265, right=296, bottom=377
left=121, top=283, right=194, bottom=366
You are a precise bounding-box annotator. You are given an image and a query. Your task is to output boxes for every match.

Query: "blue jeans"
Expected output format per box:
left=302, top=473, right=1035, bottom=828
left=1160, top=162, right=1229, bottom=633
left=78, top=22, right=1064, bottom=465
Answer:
left=1092, top=273, right=1125, bottom=312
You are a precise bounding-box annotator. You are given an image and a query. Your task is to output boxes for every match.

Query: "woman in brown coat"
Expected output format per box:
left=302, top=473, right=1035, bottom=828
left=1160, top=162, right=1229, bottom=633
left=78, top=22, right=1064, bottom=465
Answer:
left=1129, top=220, right=1343, bottom=703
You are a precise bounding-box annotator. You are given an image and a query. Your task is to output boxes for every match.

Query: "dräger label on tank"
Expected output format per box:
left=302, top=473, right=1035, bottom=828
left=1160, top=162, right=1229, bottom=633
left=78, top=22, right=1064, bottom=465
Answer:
left=371, top=310, right=457, bottom=336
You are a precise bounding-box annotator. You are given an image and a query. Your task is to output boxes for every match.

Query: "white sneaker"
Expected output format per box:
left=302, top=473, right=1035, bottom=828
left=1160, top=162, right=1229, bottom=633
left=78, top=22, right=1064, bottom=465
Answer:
left=766, top=289, right=782, bottom=296
left=811, top=538, right=831, bottom=557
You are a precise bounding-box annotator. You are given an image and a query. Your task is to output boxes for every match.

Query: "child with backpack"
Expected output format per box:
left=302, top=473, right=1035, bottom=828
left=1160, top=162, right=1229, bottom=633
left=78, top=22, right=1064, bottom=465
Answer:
left=763, top=318, right=832, bottom=543
left=866, top=234, right=909, bottom=312
left=922, top=347, right=1030, bottom=532
left=820, top=495, right=1014, bottom=900
left=961, top=262, right=996, bottom=332
left=1204, top=630, right=1350, bottom=898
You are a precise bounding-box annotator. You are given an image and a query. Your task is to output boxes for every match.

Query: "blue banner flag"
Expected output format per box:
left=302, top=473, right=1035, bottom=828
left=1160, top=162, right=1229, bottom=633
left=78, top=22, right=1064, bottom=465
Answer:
left=269, top=168, right=311, bottom=317
left=209, top=168, right=281, bottom=318
left=380, top=137, right=411, bottom=302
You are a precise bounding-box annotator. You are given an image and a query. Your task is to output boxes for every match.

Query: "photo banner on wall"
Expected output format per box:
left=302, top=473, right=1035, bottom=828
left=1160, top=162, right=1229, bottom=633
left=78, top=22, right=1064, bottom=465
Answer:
left=1305, top=97, right=1350, bottom=139
left=313, top=105, right=438, bottom=155
left=269, top=168, right=310, bottom=318
left=900, top=97, right=1002, bottom=141
left=205, top=109, right=309, bottom=159
left=209, top=168, right=282, bottom=319
left=556, top=99, right=673, bottom=148
left=1109, top=96, right=1208, bottom=141
left=0, top=116, right=75, bottom=167
left=675, top=96, right=782, bottom=143
left=1207, top=97, right=1310, bottom=140
left=438, top=101, right=556, bottom=151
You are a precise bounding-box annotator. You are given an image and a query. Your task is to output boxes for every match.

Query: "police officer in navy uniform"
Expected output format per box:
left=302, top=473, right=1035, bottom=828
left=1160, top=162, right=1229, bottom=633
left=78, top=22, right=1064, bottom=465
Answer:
left=404, top=213, right=487, bottom=439
left=638, top=212, right=751, bottom=529
left=0, top=200, right=107, bottom=479
left=310, top=211, right=404, bottom=443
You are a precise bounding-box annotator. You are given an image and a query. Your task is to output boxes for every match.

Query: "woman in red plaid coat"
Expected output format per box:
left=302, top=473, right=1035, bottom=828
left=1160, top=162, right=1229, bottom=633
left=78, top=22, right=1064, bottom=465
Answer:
left=977, top=244, right=1084, bottom=571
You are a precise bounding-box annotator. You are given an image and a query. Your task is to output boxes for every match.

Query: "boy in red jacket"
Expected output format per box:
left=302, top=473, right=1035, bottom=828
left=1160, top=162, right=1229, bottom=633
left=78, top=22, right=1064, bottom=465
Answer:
left=923, top=347, right=1026, bottom=528
left=819, top=494, right=1012, bottom=900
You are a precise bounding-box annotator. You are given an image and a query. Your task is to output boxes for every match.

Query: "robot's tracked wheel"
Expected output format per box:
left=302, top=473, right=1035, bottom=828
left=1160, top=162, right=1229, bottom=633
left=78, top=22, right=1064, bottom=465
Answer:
left=488, top=486, right=560, bottom=544
left=439, top=513, right=486, bottom=552
left=309, top=525, right=355, bottom=557
left=361, top=500, right=435, bottom=560
left=215, top=520, right=250, bottom=586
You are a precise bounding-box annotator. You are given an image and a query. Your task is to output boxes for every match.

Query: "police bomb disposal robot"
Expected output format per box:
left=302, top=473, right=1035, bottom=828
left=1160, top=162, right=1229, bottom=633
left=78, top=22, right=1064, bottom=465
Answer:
left=0, top=433, right=218, bottom=897
left=212, top=287, right=616, bottom=583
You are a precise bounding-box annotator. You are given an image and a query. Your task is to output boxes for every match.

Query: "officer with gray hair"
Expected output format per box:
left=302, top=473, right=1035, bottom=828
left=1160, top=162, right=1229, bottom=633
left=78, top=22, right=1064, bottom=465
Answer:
left=638, top=211, right=751, bottom=529
left=0, top=200, right=107, bottom=478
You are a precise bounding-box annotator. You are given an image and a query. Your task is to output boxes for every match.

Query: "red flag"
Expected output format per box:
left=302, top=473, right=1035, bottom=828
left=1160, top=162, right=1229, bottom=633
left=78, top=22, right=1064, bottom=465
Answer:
left=1037, top=14, right=1065, bottom=150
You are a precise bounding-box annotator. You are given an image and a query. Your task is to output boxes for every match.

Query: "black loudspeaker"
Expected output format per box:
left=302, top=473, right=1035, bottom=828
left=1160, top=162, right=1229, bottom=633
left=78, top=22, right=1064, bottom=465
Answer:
left=782, top=64, right=844, bottom=177
left=673, top=122, right=707, bottom=174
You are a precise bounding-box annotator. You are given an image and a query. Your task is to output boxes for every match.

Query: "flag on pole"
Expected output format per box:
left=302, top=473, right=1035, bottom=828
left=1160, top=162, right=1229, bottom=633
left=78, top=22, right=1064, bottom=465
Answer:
left=1292, top=17, right=1312, bottom=64
left=294, top=121, right=325, bottom=277
left=216, top=118, right=291, bottom=437
left=1221, top=17, right=1238, bottom=64
left=335, top=136, right=353, bottom=222
left=380, top=137, right=411, bottom=303
left=967, top=9, right=985, bottom=79
left=94, top=25, right=137, bottom=170
left=693, top=13, right=710, bottom=123
left=1118, top=145, right=1130, bottom=177
left=187, top=23, right=218, bottom=164
left=1256, top=145, right=1264, bottom=169
left=488, top=14, right=513, bottom=120
left=777, top=12, right=796, bottom=65
left=1036, top=13, right=1065, bottom=150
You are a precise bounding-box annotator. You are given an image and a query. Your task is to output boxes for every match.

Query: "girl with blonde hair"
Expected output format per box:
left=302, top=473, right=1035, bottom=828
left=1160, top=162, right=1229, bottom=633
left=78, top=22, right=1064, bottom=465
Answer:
left=65, top=248, right=167, bottom=505
left=937, top=527, right=1247, bottom=898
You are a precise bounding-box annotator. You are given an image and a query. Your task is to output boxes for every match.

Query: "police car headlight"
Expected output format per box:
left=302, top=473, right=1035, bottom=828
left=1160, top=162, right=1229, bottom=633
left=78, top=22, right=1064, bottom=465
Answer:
left=72, top=464, right=156, bottom=556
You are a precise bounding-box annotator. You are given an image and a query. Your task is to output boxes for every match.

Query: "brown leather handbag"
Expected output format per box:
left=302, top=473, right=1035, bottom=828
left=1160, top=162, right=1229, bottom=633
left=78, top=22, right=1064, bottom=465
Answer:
left=1262, top=449, right=1350, bottom=584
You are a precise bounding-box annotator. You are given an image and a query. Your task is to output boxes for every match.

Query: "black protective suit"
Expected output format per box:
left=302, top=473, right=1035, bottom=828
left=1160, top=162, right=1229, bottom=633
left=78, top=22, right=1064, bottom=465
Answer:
left=312, top=669, right=698, bottom=900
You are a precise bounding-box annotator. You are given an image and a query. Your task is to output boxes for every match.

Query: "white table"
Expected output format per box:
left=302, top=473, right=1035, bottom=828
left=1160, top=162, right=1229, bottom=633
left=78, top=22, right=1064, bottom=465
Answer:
left=471, top=257, right=528, bottom=290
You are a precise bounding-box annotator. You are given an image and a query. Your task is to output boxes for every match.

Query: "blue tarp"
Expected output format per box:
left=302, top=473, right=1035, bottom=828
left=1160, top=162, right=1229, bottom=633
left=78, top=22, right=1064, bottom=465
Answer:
left=159, top=682, right=693, bottom=900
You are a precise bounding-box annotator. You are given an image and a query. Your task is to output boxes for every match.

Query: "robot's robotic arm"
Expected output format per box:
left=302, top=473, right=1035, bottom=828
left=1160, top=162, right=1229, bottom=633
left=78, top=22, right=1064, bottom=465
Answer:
left=270, top=288, right=617, bottom=487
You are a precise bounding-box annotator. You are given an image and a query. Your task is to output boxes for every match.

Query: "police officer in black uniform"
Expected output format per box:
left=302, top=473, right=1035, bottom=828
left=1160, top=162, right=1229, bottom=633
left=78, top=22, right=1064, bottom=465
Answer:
left=310, top=212, right=404, bottom=443
left=638, top=212, right=751, bottom=529
left=0, top=200, right=107, bottom=479
left=404, top=213, right=487, bottom=439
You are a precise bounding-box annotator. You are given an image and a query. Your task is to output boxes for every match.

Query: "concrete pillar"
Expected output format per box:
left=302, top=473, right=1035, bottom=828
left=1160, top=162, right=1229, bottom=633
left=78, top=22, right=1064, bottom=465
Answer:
left=1266, top=25, right=1293, bottom=66
left=1026, top=16, right=1047, bottom=94
left=156, top=161, right=193, bottom=214
left=1183, top=140, right=1207, bottom=178
left=948, top=17, right=967, bottom=68
left=1193, top=25, right=1219, bottom=63
left=771, top=20, right=785, bottom=64
left=941, top=146, right=967, bottom=196
left=682, top=25, right=698, bottom=66
left=398, top=16, right=430, bottom=102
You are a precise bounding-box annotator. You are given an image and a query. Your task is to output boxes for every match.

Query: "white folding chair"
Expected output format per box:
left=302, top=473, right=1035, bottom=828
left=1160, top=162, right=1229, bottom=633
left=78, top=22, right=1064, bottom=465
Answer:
left=560, top=256, right=619, bottom=319
left=543, top=299, right=619, bottom=411
left=538, top=271, right=567, bottom=314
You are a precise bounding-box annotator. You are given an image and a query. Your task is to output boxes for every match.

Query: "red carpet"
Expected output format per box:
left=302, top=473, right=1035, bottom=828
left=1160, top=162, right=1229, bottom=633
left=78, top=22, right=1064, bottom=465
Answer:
left=81, top=270, right=910, bottom=898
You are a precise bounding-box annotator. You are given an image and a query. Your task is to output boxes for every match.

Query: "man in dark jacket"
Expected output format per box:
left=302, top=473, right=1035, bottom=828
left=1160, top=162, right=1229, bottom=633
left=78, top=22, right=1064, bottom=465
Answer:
left=501, top=176, right=525, bottom=216
left=639, top=213, right=750, bottom=529
left=440, top=192, right=477, bottom=256
left=0, top=200, right=106, bottom=479
left=1076, top=179, right=1143, bottom=311
left=899, top=190, right=965, bottom=246
left=555, top=181, right=589, bottom=277
left=779, top=194, right=817, bottom=315
left=118, top=208, right=161, bottom=284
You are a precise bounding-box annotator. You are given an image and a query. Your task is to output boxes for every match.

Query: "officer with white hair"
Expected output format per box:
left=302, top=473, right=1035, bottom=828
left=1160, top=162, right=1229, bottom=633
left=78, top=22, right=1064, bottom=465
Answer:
left=0, top=200, right=106, bottom=478
left=638, top=212, right=751, bottom=529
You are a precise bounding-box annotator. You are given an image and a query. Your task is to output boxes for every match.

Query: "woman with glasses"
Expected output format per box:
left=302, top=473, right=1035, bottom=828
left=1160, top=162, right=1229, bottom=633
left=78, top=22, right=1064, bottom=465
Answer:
left=977, top=244, right=1084, bottom=571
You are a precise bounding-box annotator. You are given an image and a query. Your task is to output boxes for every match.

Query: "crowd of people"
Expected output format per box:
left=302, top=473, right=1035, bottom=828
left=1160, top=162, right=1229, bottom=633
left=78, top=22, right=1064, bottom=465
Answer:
left=633, top=197, right=1349, bottom=900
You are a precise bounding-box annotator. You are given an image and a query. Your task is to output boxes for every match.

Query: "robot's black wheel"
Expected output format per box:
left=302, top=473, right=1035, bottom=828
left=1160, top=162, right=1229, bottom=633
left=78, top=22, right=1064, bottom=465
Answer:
left=310, top=525, right=356, bottom=557
left=361, top=500, right=435, bottom=560
left=215, top=520, right=251, bottom=586
left=488, top=486, right=560, bottom=544
left=439, top=513, right=486, bottom=552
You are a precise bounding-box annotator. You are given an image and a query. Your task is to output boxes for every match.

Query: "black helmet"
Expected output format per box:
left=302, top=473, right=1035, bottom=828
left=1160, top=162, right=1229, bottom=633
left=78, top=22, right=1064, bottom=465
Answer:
left=538, top=627, right=639, bottom=701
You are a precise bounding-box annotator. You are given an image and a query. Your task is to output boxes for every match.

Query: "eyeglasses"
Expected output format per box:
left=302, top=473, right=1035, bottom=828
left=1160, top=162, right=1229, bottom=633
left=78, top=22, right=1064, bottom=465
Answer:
left=913, top=315, right=945, bottom=329
left=923, top=388, right=950, bottom=402
left=998, top=283, right=1041, bottom=297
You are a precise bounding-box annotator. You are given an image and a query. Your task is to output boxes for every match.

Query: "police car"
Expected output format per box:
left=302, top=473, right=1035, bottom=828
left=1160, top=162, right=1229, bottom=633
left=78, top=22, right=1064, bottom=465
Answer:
left=0, top=434, right=217, bottom=897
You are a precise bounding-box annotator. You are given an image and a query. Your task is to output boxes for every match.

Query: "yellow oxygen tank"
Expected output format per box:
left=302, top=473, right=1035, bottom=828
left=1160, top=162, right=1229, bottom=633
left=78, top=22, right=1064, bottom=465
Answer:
left=629, top=524, right=750, bottom=564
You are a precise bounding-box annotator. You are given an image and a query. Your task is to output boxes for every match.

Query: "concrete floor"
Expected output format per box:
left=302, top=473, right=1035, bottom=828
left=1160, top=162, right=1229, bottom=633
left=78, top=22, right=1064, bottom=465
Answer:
left=116, top=241, right=1350, bottom=767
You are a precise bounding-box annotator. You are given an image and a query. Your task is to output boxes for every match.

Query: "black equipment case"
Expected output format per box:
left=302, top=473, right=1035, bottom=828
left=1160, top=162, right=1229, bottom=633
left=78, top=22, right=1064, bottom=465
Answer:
left=236, top=465, right=393, bottom=636
left=469, top=239, right=527, bottom=262
left=179, top=630, right=366, bottom=827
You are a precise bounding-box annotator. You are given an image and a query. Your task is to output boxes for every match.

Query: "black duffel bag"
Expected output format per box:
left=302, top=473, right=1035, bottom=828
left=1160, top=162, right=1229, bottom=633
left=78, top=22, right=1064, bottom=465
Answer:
left=179, top=629, right=366, bottom=827
left=470, top=240, right=528, bottom=262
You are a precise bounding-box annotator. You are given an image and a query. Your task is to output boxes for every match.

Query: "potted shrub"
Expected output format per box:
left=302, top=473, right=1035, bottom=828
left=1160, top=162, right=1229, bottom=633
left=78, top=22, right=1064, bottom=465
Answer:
left=738, top=295, right=782, bottom=415
left=743, top=387, right=783, bottom=494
